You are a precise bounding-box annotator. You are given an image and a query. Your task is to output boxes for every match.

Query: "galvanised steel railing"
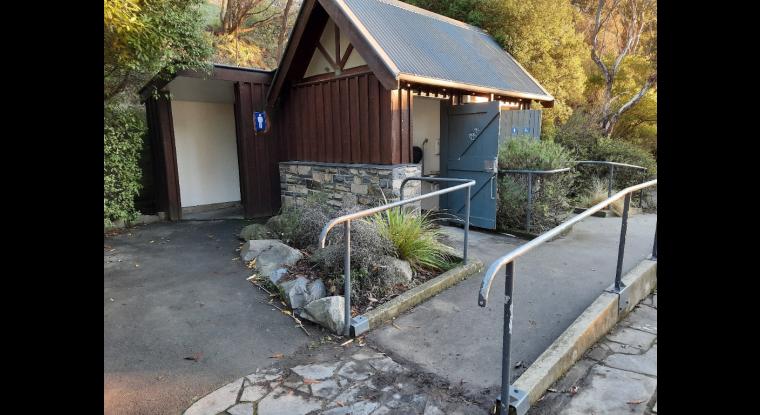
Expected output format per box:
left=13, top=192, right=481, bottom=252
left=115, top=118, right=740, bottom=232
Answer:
left=477, top=178, right=658, bottom=415
left=498, top=167, right=573, bottom=232
left=574, top=160, right=649, bottom=206
left=318, top=177, right=475, bottom=337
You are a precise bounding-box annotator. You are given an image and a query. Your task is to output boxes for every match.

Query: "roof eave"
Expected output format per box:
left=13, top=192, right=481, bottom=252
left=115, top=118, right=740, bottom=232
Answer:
left=397, top=74, right=555, bottom=104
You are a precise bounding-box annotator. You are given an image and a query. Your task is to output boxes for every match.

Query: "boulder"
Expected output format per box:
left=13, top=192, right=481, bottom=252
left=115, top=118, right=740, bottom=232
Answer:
left=376, top=256, right=413, bottom=286
left=241, top=240, right=303, bottom=278
left=301, top=296, right=345, bottom=334
left=269, top=268, right=288, bottom=285
left=278, top=277, right=327, bottom=310
left=239, top=223, right=272, bottom=241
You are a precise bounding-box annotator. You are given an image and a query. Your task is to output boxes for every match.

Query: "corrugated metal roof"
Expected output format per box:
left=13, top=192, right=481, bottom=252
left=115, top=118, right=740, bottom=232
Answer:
left=341, top=0, right=552, bottom=100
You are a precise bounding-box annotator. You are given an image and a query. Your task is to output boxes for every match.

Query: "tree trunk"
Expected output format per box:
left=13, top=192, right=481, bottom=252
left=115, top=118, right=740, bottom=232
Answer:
left=276, top=0, right=294, bottom=63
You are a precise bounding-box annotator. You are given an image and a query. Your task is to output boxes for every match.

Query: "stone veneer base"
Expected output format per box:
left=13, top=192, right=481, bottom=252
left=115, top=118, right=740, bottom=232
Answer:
left=279, top=161, right=422, bottom=211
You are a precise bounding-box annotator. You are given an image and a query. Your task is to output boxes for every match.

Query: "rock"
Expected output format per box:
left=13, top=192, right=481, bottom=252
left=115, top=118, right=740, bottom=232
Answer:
left=337, top=360, right=374, bottom=381
left=256, top=386, right=322, bottom=415
left=240, top=384, right=268, bottom=402
left=278, top=277, right=327, bottom=310
left=376, top=256, right=413, bottom=286
left=269, top=268, right=288, bottom=285
left=240, top=240, right=303, bottom=278
left=239, top=223, right=272, bottom=241
left=227, top=402, right=254, bottom=415
left=183, top=379, right=243, bottom=415
left=290, top=362, right=340, bottom=380
left=301, top=296, right=345, bottom=334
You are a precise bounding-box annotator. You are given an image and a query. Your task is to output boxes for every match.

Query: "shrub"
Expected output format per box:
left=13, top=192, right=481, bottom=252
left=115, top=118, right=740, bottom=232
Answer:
left=577, top=177, right=625, bottom=215
left=592, top=137, right=657, bottom=186
left=499, top=135, right=572, bottom=170
left=369, top=207, right=457, bottom=272
left=553, top=110, right=604, bottom=160
left=266, top=193, right=332, bottom=249
left=104, top=105, right=146, bottom=227
left=310, top=205, right=394, bottom=273
left=497, top=137, right=575, bottom=233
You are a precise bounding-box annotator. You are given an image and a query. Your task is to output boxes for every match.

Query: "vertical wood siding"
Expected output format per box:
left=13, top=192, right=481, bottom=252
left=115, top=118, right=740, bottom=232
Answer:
left=281, top=71, right=412, bottom=164
left=234, top=81, right=281, bottom=217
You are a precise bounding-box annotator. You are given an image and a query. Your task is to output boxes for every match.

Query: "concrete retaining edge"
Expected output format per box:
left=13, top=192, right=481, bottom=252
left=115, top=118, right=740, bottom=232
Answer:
left=356, top=258, right=484, bottom=335
left=514, top=258, right=657, bottom=406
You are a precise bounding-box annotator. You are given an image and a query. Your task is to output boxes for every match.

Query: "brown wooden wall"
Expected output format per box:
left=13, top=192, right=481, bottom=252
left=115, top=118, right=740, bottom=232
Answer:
left=234, top=81, right=281, bottom=218
left=278, top=70, right=412, bottom=165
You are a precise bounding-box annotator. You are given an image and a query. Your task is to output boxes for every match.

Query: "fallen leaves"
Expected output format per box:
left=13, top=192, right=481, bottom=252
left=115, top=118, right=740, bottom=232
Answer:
left=269, top=353, right=285, bottom=359
left=340, top=339, right=354, bottom=346
left=569, top=386, right=579, bottom=395
left=303, top=378, right=321, bottom=385
left=184, top=352, right=203, bottom=362
left=627, top=399, right=645, bottom=405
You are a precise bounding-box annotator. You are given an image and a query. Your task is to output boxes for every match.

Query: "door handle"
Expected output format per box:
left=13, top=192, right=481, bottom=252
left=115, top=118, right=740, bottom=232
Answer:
left=490, top=176, right=496, bottom=200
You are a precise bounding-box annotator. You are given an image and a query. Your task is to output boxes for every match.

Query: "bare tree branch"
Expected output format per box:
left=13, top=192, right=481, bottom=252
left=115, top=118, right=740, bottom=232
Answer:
left=276, top=0, right=295, bottom=62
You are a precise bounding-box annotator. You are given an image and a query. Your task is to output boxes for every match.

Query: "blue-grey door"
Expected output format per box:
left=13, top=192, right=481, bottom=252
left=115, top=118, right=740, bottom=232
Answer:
left=440, top=101, right=500, bottom=229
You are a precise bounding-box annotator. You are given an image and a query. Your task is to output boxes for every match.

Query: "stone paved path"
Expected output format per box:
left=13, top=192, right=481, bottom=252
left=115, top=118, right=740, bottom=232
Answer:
left=183, top=340, right=491, bottom=415
left=529, top=291, right=657, bottom=415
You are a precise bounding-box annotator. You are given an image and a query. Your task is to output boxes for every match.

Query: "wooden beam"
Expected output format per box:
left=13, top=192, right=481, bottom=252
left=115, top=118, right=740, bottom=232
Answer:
left=339, top=44, right=354, bottom=70
left=316, top=42, right=339, bottom=70
left=318, top=0, right=399, bottom=90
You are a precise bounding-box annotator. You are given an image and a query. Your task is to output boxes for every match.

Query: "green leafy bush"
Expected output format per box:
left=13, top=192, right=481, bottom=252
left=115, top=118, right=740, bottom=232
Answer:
left=553, top=110, right=604, bottom=160
left=497, top=137, right=575, bottom=233
left=104, top=105, right=146, bottom=227
left=369, top=207, right=456, bottom=272
left=499, top=135, right=572, bottom=170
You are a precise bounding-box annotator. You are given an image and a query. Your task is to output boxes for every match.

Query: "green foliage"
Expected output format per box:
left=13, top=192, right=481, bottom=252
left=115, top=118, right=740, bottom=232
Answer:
left=369, top=207, right=456, bottom=272
left=104, top=105, right=146, bottom=227
left=496, top=137, right=575, bottom=233
left=498, top=135, right=573, bottom=170
left=104, top=0, right=213, bottom=102
left=592, top=137, right=656, bottom=188
left=553, top=110, right=605, bottom=160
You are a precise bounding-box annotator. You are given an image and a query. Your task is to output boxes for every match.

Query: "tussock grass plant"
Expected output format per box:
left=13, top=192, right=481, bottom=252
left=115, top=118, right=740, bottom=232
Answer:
left=370, top=206, right=456, bottom=272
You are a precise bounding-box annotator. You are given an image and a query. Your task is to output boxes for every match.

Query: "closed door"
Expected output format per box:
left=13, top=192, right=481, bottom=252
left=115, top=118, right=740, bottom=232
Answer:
left=441, top=101, right=500, bottom=229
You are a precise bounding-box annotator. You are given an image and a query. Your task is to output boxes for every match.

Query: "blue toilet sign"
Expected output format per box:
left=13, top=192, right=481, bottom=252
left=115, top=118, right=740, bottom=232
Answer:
left=254, top=111, right=267, bottom=133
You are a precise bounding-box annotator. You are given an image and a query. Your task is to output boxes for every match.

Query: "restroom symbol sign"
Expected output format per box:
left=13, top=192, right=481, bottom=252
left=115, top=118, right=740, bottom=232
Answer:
left=254, top=111, right=268, bottom=133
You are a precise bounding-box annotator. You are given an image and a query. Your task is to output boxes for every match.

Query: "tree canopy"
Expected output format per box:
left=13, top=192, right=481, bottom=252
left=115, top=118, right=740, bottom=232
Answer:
left=104, top=0, right=213, bottom=103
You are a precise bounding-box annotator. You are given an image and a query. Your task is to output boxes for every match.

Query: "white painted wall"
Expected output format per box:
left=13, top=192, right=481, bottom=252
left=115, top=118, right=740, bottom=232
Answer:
left=412, top=95, right=443, bottom=210
left=171, top=100, right=241, bottom=208
left=304, top=18, right=367, bottom=78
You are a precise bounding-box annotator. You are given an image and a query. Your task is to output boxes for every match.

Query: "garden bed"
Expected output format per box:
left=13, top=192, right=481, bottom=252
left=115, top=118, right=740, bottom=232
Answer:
left=238, top=197, right=480, bottom=337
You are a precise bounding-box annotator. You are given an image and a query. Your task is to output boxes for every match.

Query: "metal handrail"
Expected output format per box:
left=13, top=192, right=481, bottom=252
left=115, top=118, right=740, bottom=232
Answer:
left=498, top=167, right=573, bottom=232
left=318, top=177, right=476, bottom=336
left=477, top=178, right=657, bottom=415
left=574, top=160, right=649, bottom=199
left=399, top=177, right=475, bottom=262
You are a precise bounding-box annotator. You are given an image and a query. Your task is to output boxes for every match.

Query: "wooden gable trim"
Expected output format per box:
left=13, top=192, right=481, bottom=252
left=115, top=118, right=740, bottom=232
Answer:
left=268, top=0, right=400, bottom=107
left=315, top=42, right=340, bottom=70
left=339, top=44, right=354, bottom=70
left=298, top=65, right=371, bottom=85
left=319, top=0, right=398, bottom=90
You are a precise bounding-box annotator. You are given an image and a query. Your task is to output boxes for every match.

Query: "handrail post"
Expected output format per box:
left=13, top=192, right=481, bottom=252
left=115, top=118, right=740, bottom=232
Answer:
left=464, top=184, right=470, bottom=263
left=614, top=193, right=631, bottom=291
left=608, top=165, right=615, bottom=197
left=343, top=220, right=351, bottom=336
left=498, top=261, right=515, bottom=415
left=526, top=172, right=533, bottom=232
left=651, top=220, right=657, bottom=260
